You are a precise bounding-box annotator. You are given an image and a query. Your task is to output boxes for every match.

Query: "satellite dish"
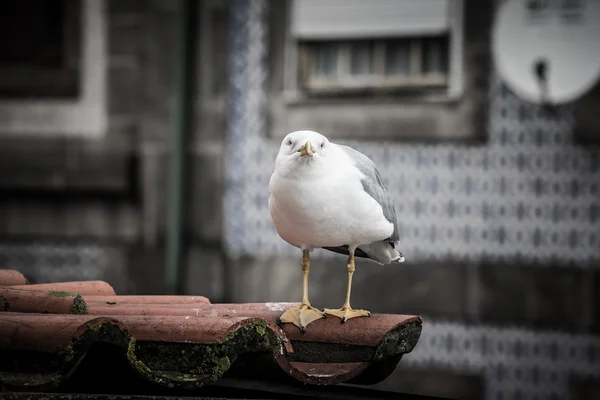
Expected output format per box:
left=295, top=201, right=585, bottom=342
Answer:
left=492, top=0, right=600, bottom=105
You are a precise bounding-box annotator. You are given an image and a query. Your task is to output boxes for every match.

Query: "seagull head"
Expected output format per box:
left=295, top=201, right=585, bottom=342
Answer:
left=275, top=130, right=333, bottom=174
left=280, top=130, right=329, bottom=157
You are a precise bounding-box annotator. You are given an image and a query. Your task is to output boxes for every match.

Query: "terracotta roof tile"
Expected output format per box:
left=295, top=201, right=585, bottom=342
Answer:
left=0, top=268, right=422, bottom=393
left=10, top=280, right=117, bottom=296
left=0, top=269, right=28, bottom=286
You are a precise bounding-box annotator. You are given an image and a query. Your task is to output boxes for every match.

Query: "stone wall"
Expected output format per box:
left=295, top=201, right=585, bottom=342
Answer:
left=0, top=0, right=229, bottom=299
left=1, top=1, right=599, bottom=398
left=223, top=1, right=600, bottom=399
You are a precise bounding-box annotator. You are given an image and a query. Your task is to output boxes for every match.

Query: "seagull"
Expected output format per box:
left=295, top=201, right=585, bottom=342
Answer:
left=268, top=130, right=405, bottom=331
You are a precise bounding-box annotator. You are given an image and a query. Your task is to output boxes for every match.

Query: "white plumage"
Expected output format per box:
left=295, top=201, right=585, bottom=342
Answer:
left=268, top=130, right=405, bottom=332
left=269, top=129, right=404, bottom=264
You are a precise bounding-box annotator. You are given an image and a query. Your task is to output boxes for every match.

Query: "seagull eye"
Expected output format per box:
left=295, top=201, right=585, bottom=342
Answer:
left=320, top=142, right=325, bottom=149
left=287, top=139, right=293, bottom=146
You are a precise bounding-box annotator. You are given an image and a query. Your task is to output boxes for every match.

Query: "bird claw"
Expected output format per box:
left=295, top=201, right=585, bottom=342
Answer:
left=278, top=304, right=325, bottom=332
left=323, top=307, right=371, bottom=323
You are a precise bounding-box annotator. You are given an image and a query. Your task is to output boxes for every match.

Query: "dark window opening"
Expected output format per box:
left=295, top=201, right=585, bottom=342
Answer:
left=0, top=0, right=81, bottom=99
left=299, top=35, right=450, bottom=96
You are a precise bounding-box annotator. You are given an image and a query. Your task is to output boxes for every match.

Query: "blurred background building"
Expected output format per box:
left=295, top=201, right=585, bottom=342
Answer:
left=0, top=0, right=599, bottom=399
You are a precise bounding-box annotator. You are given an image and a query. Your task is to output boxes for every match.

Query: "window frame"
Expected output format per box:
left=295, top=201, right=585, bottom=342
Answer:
left=283, top=0, right=464, bottom=101
left=299, top=37, right=450, bottom=95
left=0, top=0, right=82, bottom=99
left=267, top=0, right=492, bottom=144
left=0, top=0, right=107, bottom=138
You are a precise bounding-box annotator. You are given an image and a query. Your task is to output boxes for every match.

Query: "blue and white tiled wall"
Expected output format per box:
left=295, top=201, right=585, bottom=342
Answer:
left=225, top=1, right=600, bottom=267
left=225, top=1, right=600, bottom=399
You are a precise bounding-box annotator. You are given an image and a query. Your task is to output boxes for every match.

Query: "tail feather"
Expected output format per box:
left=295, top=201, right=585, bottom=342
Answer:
left=322, top=241, right=405, bottom=265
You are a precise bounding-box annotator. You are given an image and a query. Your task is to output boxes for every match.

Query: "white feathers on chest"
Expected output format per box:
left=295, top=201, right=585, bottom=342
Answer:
left=268, top=144, right=393, bottom=250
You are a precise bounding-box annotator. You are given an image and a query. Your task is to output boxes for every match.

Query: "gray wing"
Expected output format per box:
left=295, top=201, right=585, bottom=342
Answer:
left=337, top=144, right=399, bottom=242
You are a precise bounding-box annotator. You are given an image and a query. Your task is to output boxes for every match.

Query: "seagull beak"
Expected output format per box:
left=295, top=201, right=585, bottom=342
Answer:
left=298, top=141, right=315, bottom=157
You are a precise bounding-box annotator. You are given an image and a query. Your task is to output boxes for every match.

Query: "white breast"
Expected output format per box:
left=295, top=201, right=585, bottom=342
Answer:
left=268, top=157, right=393, bottom=249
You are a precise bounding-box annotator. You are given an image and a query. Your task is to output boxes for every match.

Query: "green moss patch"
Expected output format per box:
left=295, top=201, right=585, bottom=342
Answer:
left=0, top=344, right=75, bottom=390
left=47, top=290, right=78, bottom=297
left=71, top=294, right=88, bottom=315
left=0, top=296, right=8, bottom=312
left=0, top=347, right=73, bottom=375
left=0, top=320, right=127, bottom=389
left=72, top=320, right=131, bottom=352
left=373, top=321, right=422, bottom=362
left=1, top=318, right=284, bottom=391
left=0, top=371, right=62, bottom=388
left=127, top=319, right=279, bottom=389
left=44, top=290, right=88, bottom=314
left=287, top=341, right=374, bottom=363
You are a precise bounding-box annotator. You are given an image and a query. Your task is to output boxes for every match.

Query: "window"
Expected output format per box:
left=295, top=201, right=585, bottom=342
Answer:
left=288, top=0, right=461, bottom=97
left=301, top=36, right=449, bottom=93
left=268, top=0, right=492, bottom=143
left=0, top=0, right=81, bottom=99
left=0, top=0, right=107, bottom=137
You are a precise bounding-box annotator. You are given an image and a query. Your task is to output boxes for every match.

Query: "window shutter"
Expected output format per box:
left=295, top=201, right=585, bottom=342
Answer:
left=291, top=0, right=451, bottom=39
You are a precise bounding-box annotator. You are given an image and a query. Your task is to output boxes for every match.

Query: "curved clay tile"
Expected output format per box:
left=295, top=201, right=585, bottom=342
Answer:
left=0, top=287, right=88, bottom=314
left=10, top=280, right=117, bottom=296
left=83, top=294, right=211, bottom=306
left=0, top=269, right=28, bottom=286
left=0, top=302, right=422, bottom=390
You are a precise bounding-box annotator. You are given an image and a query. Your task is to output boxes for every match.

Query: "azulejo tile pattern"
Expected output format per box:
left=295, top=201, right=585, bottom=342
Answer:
left=225, top=0, right=269, bottom=256
left=0, top=243, right=115, bottom=283
left=407, top=321, right=600, bottom=400
left=225, top=1, right=600, bottom=399
left=225, top=0, right=600, bottom=266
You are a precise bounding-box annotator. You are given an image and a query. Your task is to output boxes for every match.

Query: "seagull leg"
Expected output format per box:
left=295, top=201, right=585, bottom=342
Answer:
left=279, top=248, right=325, bottom=332
left=323, top=251, right=371, bottom=323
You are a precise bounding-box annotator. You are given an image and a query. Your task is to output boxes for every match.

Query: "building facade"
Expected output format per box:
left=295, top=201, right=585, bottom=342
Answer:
left=0, top=1, right=599, bottom=399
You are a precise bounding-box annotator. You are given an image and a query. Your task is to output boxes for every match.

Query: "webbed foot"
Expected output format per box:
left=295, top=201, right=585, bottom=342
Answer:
left=279, top=303, right=326, bottom=332
left=323, top=307, right=371, bottom=323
